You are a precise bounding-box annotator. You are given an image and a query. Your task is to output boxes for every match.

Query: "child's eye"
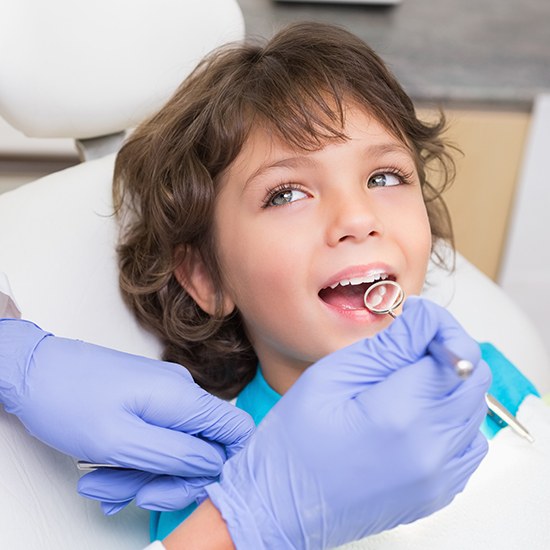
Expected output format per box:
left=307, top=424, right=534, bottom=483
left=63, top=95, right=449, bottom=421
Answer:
left=264, top=186, right=309, bottom=208
left=367, top=172, right=404, bottom=189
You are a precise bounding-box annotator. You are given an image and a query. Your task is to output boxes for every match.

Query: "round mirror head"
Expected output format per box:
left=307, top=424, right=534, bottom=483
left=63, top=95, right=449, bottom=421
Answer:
left=363, top=280, right=404, bottom=316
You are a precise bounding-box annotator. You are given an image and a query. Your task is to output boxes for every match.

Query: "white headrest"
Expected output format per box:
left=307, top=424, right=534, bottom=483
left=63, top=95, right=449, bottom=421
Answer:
left=0, top=0, right=244, bottom=139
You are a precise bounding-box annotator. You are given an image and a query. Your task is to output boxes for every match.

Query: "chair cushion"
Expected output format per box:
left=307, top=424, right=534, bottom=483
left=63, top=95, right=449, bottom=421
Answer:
left=0, top=154, right=161, bottom=358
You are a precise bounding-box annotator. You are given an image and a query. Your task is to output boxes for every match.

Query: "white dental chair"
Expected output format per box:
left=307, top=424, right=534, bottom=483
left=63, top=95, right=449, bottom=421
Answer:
left=0, top=1, right=548, bottom=548
left=0, top=1, right=244, bottom=548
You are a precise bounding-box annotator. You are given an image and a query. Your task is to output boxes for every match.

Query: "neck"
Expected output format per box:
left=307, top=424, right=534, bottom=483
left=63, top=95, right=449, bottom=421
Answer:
left=259, top=357, right=311, bottom=394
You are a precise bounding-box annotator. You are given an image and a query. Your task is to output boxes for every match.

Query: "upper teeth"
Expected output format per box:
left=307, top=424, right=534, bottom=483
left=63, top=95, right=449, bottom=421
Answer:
left=329, top=272, right=389, bottom=290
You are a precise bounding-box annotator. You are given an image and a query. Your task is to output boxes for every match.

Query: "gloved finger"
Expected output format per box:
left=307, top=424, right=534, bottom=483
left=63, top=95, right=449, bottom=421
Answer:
left=433, top=359, right=491, bottom=422
left=102, top=421, right=227, bottom=476
left=78, top=468, right=157, bottom=503
left=403, top=297, right=482, bottom=367
left=351, top=357, right=487, bottom=460
left=432, top=393, right=489, bottom=463
left=135, top=475, right=215, bottom=511
left=79, top=468, right=215, bottom=512
left=101, top=500, right=133, bottom=516
left=386, top=353, right=490, bottom=423
left=303, top=297, right=478, bottom=395
left=379, top=296, right=481, bottom=375
left=350, top=351, right=485, bottom=427
left=139, top=377, right=256, bottom=459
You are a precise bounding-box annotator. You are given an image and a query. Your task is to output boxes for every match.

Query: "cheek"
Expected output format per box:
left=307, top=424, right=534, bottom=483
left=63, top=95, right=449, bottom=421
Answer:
left=393, top=197, right=432, bottom=290
left=409, top=207, right=432, bottom=288
left=414, top=205, right=432, bottom=253
left=214, top=218, right=299, bottom=308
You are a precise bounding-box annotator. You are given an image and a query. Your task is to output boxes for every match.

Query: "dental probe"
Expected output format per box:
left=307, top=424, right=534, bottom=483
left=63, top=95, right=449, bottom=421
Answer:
left=77, top=461, right=126, bottom=471
left=421, top=335, right=533, bottom=441
left=485, top=394, right=535, bottom=443
left=363, top=280, right=534, bottom=443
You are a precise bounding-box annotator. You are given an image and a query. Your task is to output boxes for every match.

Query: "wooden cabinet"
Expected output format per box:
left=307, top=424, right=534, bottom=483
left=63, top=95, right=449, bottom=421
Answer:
left=420, top=107, right=531, bottom=280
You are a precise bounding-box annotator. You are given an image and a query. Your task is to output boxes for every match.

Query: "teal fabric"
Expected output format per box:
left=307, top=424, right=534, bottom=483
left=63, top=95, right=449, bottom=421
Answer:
left=151, top=344, right=539, bottom=541
left=149, top=504, right=197, bottom=544
left=479, top=342, right=539, bottom=438
left=235, top=367, right=282, bottom=425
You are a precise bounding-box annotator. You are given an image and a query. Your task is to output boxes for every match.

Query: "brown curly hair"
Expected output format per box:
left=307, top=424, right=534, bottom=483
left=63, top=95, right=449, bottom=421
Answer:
left=113, top=22, right=456, bottom=399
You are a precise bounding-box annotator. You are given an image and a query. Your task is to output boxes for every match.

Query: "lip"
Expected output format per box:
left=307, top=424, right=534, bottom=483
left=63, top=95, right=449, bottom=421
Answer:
left=319, top=296, right=389, bottom=323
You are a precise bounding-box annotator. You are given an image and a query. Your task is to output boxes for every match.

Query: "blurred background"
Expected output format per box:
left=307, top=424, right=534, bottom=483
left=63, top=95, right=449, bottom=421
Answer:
left=1, top=0, right=549, bottom=351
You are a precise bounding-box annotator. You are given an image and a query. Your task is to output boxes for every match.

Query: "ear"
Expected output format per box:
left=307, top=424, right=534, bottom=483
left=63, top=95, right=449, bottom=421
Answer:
left=174, top=246, right=235, bottom=317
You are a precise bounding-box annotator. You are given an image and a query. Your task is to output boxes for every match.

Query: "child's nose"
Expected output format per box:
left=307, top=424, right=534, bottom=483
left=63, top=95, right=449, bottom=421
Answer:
left=325, top=191, right=383, bottom=246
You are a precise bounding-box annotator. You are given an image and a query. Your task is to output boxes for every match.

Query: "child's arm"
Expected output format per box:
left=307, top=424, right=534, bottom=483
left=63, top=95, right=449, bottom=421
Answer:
left=163, top=499, right=235, bottom=550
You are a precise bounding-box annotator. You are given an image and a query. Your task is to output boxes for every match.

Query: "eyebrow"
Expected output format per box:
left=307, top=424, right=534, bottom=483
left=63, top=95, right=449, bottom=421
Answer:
left=244, top=141, right=413, bottom=189
left=244, top=156, right=316, bottom=189
left=366, top=142, right=413, bottom=158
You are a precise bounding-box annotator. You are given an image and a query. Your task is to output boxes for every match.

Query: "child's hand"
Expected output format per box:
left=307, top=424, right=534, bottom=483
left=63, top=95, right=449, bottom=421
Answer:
left=0, top=319, right=255, bottom=513
left=205, top=297, right=492, bottom=549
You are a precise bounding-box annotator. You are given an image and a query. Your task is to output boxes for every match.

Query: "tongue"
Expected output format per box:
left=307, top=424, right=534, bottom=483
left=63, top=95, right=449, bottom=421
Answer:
left=319, top=283, right=370, bottom=310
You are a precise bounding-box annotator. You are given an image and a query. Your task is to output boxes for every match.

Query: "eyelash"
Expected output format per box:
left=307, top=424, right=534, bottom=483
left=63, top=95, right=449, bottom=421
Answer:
left=261, top=182, right=308, bottom=209
left=261, top=167, right=416, bottom=208
left=370, top=166, right=416, bottom=187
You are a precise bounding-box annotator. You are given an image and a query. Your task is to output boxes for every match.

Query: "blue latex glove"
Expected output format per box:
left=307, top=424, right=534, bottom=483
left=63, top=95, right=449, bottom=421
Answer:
left=205, top=297, right=491, bottom=549
left=79, top=469, right=217, bottom=514
left=0, top=319, right=255, bottom=513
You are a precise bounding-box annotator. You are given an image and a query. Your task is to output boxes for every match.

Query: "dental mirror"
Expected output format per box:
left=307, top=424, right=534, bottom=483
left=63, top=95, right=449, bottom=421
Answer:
left=363, top=280, right=404, bottom=318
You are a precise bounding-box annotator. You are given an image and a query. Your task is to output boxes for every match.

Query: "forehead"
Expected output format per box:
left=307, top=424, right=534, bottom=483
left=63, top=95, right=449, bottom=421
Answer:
left=225, top=106, right=413, bottom=179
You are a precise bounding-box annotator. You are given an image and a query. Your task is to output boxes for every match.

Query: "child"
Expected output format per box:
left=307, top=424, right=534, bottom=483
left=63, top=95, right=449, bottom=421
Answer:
left=112, top=22, right=539, bottom=543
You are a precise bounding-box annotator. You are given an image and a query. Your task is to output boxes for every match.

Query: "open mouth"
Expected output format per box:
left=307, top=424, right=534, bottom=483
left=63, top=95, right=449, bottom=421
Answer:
left=318, top=272, right=396, bottom=311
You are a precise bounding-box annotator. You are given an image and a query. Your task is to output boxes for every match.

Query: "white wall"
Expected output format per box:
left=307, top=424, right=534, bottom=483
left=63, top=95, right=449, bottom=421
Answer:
left=0, top=115, right=76, bottom=158
left=499, top=95, right=550, bottom=357
left=0, top=116, right=77, bottom=194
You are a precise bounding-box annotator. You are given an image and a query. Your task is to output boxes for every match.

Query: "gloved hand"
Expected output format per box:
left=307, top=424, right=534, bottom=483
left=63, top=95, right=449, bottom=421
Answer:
left=204, top=297, right=492, bottom=549
left=0, top=319, right=255, bottom=513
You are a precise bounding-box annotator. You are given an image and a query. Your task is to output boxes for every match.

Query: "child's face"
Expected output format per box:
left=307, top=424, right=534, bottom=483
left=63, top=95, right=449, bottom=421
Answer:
left=211, top=107, right=431, bottom=392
